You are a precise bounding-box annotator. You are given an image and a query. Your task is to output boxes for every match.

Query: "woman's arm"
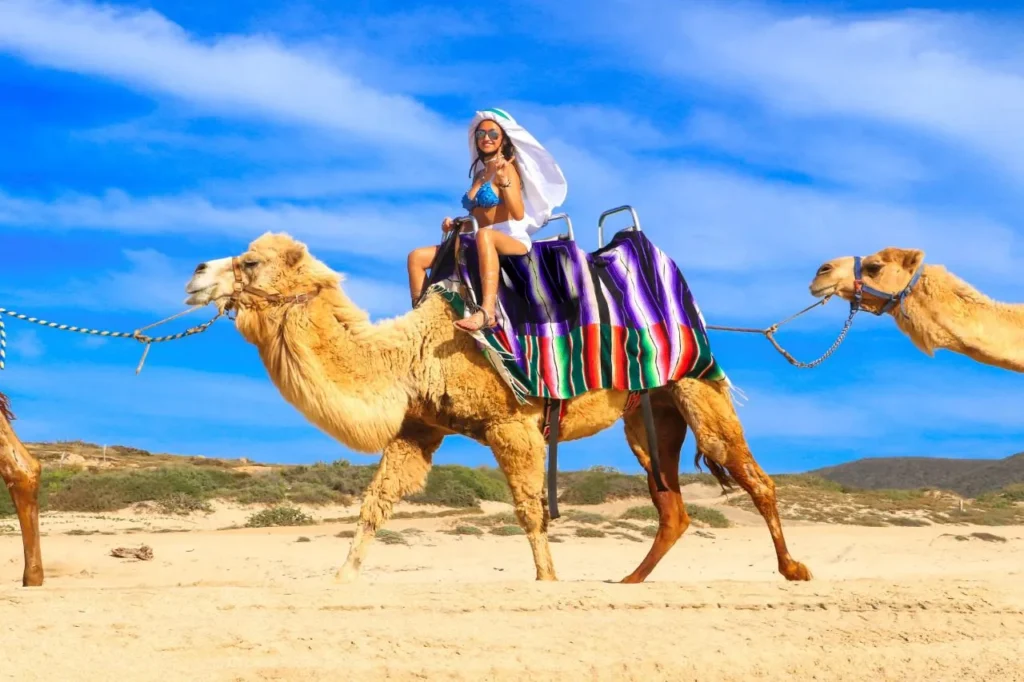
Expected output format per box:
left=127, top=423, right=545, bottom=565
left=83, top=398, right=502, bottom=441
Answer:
left=496, top=158, right=525, bottom=221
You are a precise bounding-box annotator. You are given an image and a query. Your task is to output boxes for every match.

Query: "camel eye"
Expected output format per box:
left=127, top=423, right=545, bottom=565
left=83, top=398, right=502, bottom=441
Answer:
left=242, top=259, right=260, bottom=268
left=863, top=262, right=882, bottom=276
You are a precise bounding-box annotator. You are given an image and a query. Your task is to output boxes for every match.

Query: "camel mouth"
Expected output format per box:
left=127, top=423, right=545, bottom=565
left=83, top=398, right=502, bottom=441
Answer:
left=184, top=285, right=216, bottom=306
left=809, top=283, right=837, bottom=299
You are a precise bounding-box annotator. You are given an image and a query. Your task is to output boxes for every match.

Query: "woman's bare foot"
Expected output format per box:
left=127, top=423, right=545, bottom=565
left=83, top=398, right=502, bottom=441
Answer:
left=454, top=308, right=498, bottom=332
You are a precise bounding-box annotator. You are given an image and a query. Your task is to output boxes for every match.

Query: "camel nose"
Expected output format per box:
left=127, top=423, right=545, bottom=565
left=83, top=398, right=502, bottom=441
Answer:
left=816, top=263, right=833, bottom=276
left=194, top=262, right=208, bottom=274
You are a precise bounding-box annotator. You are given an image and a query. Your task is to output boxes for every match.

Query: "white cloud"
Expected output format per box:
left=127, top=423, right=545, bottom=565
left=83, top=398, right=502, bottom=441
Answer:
left=0, top=246, right=424, bottom=322
left=0, top=189, right=452, bottom=260
left=567, top=2, right=1024, bottom=183
left=0, top=0, right=461, bottom=155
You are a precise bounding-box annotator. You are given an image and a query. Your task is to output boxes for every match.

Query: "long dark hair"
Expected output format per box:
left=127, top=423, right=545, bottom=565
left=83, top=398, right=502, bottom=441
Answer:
left=468, top=121, right=516, bottom=178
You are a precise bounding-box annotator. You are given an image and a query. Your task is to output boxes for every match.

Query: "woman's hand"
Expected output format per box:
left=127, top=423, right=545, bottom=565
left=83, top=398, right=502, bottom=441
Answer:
left=493, top=155, right=516, bottom=188
left=441, top=216, right=456, bottom=232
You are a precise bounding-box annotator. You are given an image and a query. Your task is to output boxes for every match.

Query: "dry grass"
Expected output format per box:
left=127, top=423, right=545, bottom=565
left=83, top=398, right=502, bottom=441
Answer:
left=13, top=440, right=1024, bottom=530
left=725, top=476, right=1024, bottom=526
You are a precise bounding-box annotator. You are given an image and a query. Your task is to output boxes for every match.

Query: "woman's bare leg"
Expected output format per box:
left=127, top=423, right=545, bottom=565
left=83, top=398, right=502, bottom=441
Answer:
left=454, top=227, right=527, bottom=331
left=407, top=245, right=438, bottom=304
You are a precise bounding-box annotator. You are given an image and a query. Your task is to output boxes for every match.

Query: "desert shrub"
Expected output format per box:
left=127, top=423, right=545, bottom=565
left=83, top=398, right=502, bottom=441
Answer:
left=46, top=466, right=238, bottom=513
left=375, top=529, right=407, bottom=545
left=687, top=504, right=730, bottom=528
left=490, top=525, right=525, bottom=536
left=886, top=516, right=930, bottom=527
left=475, top=512, right=519, bottom=527
left=279, top=460, right=377, bottom=496
left=575, top=527, right=605, bottom=538
left=285, top=482, right=351, bottom=506
left=448, top=524, right=483, bottom=536
left=562, top=510, right=606, bottom=525
left=245, top=506, right=314, bottom=528
left=620, top=505, right=658, bottom=521
left=558, top=469, right=647, bottom=505
left=157, top=493, right=213, bottom=515
left=409, top=465, right=511, bottom=508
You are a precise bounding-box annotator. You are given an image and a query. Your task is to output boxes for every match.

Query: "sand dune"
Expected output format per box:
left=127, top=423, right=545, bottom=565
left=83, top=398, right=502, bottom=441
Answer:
left=3, top=501, right=1024, bottom=681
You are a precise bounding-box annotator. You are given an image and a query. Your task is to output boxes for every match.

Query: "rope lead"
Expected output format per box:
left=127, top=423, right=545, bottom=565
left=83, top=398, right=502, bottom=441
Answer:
left=0, top=306, right=222, bottom=374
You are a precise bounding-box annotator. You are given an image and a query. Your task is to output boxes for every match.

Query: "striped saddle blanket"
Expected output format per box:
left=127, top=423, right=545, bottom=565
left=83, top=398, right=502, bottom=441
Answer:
left=426, top=228, right=726, bottom=404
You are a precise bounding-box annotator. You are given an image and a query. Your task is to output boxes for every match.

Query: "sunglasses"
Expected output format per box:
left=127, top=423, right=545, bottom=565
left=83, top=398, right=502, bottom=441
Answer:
left=475, top=129, right=501, bottom=141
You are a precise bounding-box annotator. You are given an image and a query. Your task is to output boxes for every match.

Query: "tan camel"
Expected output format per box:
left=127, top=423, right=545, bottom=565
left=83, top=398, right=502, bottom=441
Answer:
left=810, top=247, right=1024, bottom=373
left=0, top=390, right=44, bottom=586
left=183, top=232, right=811, bottom=584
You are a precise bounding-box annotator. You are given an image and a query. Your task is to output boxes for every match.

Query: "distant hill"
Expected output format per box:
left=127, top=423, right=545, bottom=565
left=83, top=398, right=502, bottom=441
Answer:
left=810, top=453, right=1024, bottom=498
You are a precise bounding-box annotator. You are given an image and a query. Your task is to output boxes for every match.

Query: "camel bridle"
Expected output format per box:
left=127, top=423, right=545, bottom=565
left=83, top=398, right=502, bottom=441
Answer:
left=226, top=256, right=322, bottom=313
left=852, top=256, right=923, bottom=317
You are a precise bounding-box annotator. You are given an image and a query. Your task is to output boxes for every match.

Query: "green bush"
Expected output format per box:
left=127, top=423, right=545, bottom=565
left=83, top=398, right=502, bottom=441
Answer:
left=620, top=505, right=658, bottom=521
left=558, top=469, right=648, bottom=505
left=687, top=504, right=730, bottom=528
left=575, top=527, right=605, bottom=538
left=245, top=506, right=314, bottom=528
left=410, top=466, right=511, bottom=508
left=158, top=493, right=213, bottom=515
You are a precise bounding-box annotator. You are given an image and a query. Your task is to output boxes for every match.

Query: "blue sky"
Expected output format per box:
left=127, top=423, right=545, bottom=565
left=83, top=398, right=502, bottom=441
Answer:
left=0, top=0, right=1021, bottom=473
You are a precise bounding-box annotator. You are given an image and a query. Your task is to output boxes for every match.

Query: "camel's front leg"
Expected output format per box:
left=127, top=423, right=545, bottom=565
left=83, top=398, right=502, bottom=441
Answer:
left=0, top=411, right=44, bottom=587
left=487, top=421, right=556, bottom=581
left=336, top=422, right=442, bottom=583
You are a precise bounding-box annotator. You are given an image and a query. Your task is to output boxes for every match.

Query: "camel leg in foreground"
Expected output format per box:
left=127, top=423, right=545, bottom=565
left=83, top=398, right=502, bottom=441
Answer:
left=488, top=420, right=556, bottom=580
left=336, top=421, right=443, bottom=583
left=672, top=379, right=811, bottom=581
left=0, top=394, right=44, bottom=586
left=620, top=394, right=689, bottom=583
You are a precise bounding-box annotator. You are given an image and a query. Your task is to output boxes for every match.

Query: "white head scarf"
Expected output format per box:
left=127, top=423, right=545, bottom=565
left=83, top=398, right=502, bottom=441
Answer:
left=467, top=108, right=568, bottom=235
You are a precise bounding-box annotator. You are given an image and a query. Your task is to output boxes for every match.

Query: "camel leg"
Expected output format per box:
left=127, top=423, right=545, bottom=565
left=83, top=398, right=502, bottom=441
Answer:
left=620, top=397, right=688, bottom=584
left=335, top=421, right=443, bottom=583
left=671, top=379, right=811, bottom=581
left=487, top=421, right=556, bottom=581
left=0, top=404, right=44, bottom=587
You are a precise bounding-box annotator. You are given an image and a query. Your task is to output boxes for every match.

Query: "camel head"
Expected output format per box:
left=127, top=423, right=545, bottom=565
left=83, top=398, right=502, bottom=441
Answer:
left=809, top=247, right=925, bottom=314
left=185, top=232, right=339, bottom=314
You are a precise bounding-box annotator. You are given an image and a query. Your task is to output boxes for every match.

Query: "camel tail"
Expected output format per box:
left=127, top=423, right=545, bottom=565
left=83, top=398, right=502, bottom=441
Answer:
left=694, top=452, right=735, bottom=492
left=0, top=390, right=14, bottom=421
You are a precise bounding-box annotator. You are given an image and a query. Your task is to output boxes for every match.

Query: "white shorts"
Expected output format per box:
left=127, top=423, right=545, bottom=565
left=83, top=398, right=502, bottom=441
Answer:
left=483, top=219, right=532, bottom=251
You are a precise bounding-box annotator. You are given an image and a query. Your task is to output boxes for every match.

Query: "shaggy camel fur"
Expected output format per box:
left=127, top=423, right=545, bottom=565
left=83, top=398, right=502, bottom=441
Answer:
left=184, top=232, right=811, bottom=584
left=810, top=247, right=1024, bottom=373
left=0, top=390, right=44, bottom=586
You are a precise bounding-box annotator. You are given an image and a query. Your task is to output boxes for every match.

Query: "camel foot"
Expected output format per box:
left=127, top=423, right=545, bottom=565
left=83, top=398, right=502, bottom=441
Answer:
left=535, top=573, right=558, bottom=582
left=781, top=561, right=812, bottom=582
left=619, top=573, right=646, bottom=584
left=22, top=570, right=43, bottom=588
left=334, top=563, right=361, bottom=584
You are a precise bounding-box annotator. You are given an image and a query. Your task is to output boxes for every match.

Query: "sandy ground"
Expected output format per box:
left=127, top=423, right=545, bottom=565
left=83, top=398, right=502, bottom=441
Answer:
left=3, top=496, right=1024, bottom=681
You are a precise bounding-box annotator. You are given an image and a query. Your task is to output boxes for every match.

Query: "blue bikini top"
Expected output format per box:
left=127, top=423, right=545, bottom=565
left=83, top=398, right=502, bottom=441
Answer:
left=462, top=181, right=502, bottom=211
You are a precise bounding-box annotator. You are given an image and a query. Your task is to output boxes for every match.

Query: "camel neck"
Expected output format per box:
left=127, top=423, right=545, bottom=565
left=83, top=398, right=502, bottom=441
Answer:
left=233, top=289, right=422, bottom=452
left=895, top=268, right=1024, bottom=372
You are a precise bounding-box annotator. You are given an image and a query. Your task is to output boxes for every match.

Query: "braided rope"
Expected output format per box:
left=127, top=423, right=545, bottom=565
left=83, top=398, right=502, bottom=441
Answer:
left=0, top=306, right=222, bottom=372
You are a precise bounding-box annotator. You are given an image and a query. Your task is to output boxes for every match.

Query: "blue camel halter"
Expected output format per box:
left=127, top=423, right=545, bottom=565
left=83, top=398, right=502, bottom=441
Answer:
left=852, top=256, right=923, bottom=317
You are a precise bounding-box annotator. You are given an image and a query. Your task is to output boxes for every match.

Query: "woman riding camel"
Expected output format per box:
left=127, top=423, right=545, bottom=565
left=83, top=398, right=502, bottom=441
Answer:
left=407, top=108, right=568, bottom=332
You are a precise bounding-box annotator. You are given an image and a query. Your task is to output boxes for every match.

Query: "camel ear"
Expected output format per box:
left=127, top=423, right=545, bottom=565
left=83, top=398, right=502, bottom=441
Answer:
left=900, top=248, right=924, bottom=272
left=283, top=244, right=306, bottom=268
